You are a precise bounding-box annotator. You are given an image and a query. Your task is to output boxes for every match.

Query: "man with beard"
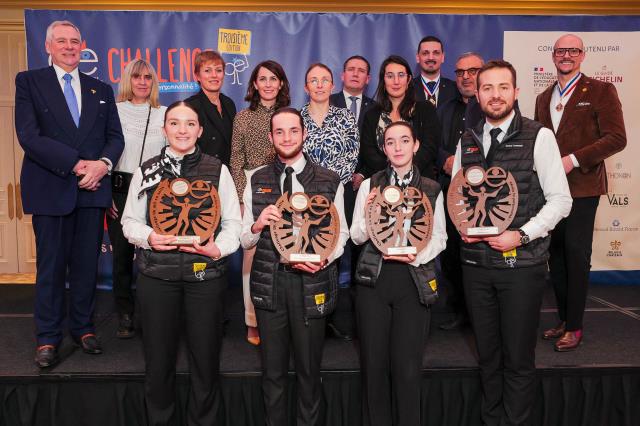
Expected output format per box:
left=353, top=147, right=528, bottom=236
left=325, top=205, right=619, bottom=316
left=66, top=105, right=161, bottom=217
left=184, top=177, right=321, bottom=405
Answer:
left=436, top=52, right=484, bottom=330
left=535, top=34, right=626, bottom=352
left=240, top=107, right=349, bottom=425
left=452, top=60, right=572, bottom=425
left=413, top=35, right=459, bottom=109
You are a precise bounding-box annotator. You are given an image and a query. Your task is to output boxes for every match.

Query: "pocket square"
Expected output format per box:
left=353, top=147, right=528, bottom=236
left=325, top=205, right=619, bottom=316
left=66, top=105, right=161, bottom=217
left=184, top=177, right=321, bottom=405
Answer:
left=100, top=100, right=106, bottom=104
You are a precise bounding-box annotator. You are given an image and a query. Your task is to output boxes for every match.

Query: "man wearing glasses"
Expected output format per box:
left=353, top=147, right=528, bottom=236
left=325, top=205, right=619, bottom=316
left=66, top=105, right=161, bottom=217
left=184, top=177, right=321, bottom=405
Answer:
left=436, top=52, right=485, bottom=331
left=535, top=33, right=626, bottom=352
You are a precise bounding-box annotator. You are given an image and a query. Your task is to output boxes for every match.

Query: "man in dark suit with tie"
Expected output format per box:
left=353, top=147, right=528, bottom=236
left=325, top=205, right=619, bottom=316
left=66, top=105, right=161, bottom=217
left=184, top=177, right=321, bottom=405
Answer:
left=535, top=34, right=626, bottom=352
left=413, top=35, right=459, bottom=110
left=329, top=55, right=374, bottom=340
left=14, top=20, right=124, bottom=368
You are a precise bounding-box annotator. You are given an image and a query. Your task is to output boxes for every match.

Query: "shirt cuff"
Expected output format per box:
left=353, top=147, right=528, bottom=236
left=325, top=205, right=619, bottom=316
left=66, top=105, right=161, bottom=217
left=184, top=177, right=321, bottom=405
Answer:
left=569, top=154, right=579, bottom=168
left=100, top=157, right=113, bottom=174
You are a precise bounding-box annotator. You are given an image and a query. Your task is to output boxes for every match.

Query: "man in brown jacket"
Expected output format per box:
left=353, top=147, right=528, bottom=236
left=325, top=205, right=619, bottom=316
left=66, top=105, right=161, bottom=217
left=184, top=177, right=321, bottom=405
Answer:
left=534, top=33, right=626, bottom=352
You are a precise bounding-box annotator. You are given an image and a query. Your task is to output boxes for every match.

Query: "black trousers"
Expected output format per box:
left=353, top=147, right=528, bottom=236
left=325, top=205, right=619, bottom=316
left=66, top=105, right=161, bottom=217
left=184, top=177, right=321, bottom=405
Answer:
left=463, top=264, right=546, bottom=426
left=106, top=190, right=136, bottom=316
left=256, top=270, right=326, bottom=426
left=549, top=196, right=600, bottom=331
left=137, top=273, right=226, bottom=426
left=356, top=261, right=429, bottom=426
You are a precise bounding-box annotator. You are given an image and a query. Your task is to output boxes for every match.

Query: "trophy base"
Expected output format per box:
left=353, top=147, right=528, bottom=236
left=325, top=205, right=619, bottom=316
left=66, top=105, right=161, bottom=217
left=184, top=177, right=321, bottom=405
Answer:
left=387, top=246, right=417, bottom=255
left=467, top=227, right=499, bottom=236
left=172, top=235, right=201, bottom=245
left=289, top=253, right=322, bottom=263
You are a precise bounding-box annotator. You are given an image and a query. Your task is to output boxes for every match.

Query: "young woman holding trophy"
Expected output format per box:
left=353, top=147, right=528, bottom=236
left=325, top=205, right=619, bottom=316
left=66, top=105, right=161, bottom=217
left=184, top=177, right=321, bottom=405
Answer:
left=121, top=101, right=241, bottom=425
left=350, top=121, right=447, bottom=426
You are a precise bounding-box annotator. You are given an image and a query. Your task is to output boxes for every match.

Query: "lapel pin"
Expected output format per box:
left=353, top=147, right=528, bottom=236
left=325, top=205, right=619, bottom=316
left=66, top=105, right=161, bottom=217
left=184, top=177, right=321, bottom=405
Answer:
left=91, top=89, right=96, bottom=94
left=582, top=88, right=587, bottom=92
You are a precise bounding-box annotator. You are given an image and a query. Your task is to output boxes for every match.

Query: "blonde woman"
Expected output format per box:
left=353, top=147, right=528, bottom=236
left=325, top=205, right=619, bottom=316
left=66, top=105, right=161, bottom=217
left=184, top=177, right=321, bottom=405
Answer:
left=107, top=59, right=166, bottom=338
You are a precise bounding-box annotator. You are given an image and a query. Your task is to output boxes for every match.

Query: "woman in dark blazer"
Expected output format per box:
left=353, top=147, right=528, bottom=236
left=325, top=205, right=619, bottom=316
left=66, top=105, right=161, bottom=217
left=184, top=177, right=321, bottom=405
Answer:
left=356, top=55, right=441, bottom=180
left=185, top=50, right=236, bottom=165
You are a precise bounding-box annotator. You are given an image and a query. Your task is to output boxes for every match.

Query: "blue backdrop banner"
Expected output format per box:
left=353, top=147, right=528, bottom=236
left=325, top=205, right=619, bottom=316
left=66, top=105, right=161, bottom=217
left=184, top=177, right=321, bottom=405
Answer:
left=23, top=10, right=640, bottom=286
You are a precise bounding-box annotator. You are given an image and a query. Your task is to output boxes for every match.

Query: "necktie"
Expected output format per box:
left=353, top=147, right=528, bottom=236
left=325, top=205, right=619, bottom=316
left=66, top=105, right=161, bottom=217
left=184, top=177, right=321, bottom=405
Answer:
left=349, top=96, right=358, bottom=120
left=283, top=166, right=294, bottom=196
left=426, top=81, right=437, bottom=93
left=486, top=128, right=502, bottom=165
left=63, top=73, right=80, bottom=127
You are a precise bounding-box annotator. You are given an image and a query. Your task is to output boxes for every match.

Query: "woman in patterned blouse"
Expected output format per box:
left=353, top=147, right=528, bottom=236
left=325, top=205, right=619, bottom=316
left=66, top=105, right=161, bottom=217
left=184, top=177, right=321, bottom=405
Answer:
left=230, top=60, right=291, bottom=345
left=358, top=55, right=441, bottom=180
left=301, top=63, right=359, bottom=187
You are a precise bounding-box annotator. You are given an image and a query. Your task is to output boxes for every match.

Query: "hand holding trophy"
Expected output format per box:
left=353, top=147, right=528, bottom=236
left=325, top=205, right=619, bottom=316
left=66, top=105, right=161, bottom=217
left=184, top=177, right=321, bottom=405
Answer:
left=447, top=165, right=518, bottom=238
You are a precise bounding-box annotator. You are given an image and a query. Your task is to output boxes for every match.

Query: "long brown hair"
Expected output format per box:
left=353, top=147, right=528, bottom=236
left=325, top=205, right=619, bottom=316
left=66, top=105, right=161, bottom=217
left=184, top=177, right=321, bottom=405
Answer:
left=374, top=55, right=417, bottom=121
left=245, top=60, right=291, bottom=111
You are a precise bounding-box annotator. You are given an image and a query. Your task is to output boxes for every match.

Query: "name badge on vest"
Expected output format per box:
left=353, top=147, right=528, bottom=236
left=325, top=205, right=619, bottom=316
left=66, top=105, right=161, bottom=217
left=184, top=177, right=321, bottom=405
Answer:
left=149, top=178, right=221, bottom=245
left=270, top=192, right=340, bottom=263
left=366, top=185, right=433, bottom=255
left=447, top=166, right=518, bottom=237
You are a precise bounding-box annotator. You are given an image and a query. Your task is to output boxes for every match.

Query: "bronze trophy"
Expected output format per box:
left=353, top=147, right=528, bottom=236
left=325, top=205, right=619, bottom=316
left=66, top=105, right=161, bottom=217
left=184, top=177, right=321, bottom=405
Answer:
left=149, top=178, right=221, bottom=245
left=270, top=192, right=340, bottom=263
left=447, top=166, right=518, bottom=236
left=365, top=185, right=434, bottom=256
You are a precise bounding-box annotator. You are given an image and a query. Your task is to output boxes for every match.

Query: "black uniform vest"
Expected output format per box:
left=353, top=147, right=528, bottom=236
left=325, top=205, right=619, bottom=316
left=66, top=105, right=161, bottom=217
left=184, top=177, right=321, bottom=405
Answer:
left=249, top=156, right=341, bottom=319
left=355, top=166, right=441, bottom=306
left=459, top=111, right=550, bottom=268
left=137, top=148, right=227, bottom=281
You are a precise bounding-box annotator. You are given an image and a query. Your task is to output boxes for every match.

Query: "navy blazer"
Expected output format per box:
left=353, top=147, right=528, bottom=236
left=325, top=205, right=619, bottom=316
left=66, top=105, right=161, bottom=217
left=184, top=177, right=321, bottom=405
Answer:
left=329, top=91, right=374, bottom=132
left=413, top=75, right=459, bottom=111
left=14, top=66, right=124, bottom=216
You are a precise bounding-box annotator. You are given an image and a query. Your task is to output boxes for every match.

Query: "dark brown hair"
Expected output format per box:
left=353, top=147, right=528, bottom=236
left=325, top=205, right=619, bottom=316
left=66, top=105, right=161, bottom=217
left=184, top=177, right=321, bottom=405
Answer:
left=269, top=107, right=305, bottom=133
left=164, top=101, right=200, bottom=125
left=374, top=55, right=416, bottom=121
left=245, top=60, right=291, bottom=111
left=383, top=121, right=417, bottom=142
left=476, top=59, right=517, bottom=90
left=304, top=62, right=334, bottom=83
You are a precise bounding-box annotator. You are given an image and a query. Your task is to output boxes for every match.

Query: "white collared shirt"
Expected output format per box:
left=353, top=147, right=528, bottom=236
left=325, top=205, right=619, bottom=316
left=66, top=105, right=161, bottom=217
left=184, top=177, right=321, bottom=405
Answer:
left=121, top=156, right=242, bottom=257
left=52, top=63, right=82, bottom=114
left=452, top=110, right=573, bottom=241
left=240, top=154, right=350, bottom=265
left=343, top=90, right=362, bottom=121
left=350, top=178, right=448, bottom=267
left=549, top=74, right=582, bottom=167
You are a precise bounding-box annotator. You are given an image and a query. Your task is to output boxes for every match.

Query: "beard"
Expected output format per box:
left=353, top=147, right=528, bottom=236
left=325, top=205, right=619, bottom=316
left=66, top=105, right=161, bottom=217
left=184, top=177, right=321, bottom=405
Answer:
left=274, top=142, right=304, bottom=160
left=482, top=98, right=515, bottom=121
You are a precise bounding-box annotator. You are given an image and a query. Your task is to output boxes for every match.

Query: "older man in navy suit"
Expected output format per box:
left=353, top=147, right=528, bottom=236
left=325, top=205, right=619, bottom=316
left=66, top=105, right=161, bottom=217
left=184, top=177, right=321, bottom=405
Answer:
left=15, top=20, right=124, bottom=368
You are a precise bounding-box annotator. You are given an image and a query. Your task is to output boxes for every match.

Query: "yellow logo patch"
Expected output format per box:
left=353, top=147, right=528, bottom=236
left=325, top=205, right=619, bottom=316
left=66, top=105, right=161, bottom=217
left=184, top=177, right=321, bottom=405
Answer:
left=314, top=293, right=326, bottom=305
left=502, top=249, right=517, bottom=258
left=193, top=263, right=207, bottom=273
left=428, top=279, right=437, bottom=292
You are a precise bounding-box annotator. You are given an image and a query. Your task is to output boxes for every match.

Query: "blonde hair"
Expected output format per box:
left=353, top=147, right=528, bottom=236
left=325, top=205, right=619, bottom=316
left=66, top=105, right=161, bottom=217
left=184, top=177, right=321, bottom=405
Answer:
left=117, top=59, right=161, bottom=108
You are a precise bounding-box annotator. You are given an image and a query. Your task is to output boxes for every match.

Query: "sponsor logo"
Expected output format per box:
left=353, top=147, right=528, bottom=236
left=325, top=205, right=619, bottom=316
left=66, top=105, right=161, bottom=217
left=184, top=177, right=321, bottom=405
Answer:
left=256, top=187, right=273, bottom=194
left=594, top=219, right=639, bottom=233
left=593, top=65, right=623, bottom=84
left=607, top=240, right=623, bottom=257
left=607, top=193, right=629, bottom=207
left=218, top=28, right=251, bottom=55
left=608, top=162, right=632, bottom=180
left=463, top=146, right=480, bottom=154
left=532, top=65, right=555, bottom=95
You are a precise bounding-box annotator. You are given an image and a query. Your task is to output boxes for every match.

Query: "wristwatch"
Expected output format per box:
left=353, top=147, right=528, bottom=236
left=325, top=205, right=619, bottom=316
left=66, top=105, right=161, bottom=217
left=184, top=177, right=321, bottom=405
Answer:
left=518, top=229, right=530, bottom=245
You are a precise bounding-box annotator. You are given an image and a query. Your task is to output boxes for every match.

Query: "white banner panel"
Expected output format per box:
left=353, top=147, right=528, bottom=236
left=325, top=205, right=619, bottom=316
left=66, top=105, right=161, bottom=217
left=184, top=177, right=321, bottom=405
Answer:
left=504, top=31, right=639, bottom=271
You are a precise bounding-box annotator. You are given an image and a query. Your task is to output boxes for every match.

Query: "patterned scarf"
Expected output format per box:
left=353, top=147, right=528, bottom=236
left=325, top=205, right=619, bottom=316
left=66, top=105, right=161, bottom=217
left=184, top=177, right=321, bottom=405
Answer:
left=390, top=166, right=414, bottom=190
left=138, top=146, right=183, bottom=198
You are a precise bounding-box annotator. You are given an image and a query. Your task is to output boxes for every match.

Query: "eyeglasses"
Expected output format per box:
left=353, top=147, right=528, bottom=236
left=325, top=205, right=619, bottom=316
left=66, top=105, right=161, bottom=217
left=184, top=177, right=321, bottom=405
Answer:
left=454, top=67, right=480, bottom=77
left=384, top=72, right=408, bottom=80
left=553, top=48, right=583, bottom=57
left=307, top=77, right=332, bottom=87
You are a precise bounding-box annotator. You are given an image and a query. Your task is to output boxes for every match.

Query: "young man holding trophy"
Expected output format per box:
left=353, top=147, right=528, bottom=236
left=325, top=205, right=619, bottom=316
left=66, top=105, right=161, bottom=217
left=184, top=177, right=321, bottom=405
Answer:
left=450, top=60, right=572, bottom=426
left=240, top=107, right=349, bottom=426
